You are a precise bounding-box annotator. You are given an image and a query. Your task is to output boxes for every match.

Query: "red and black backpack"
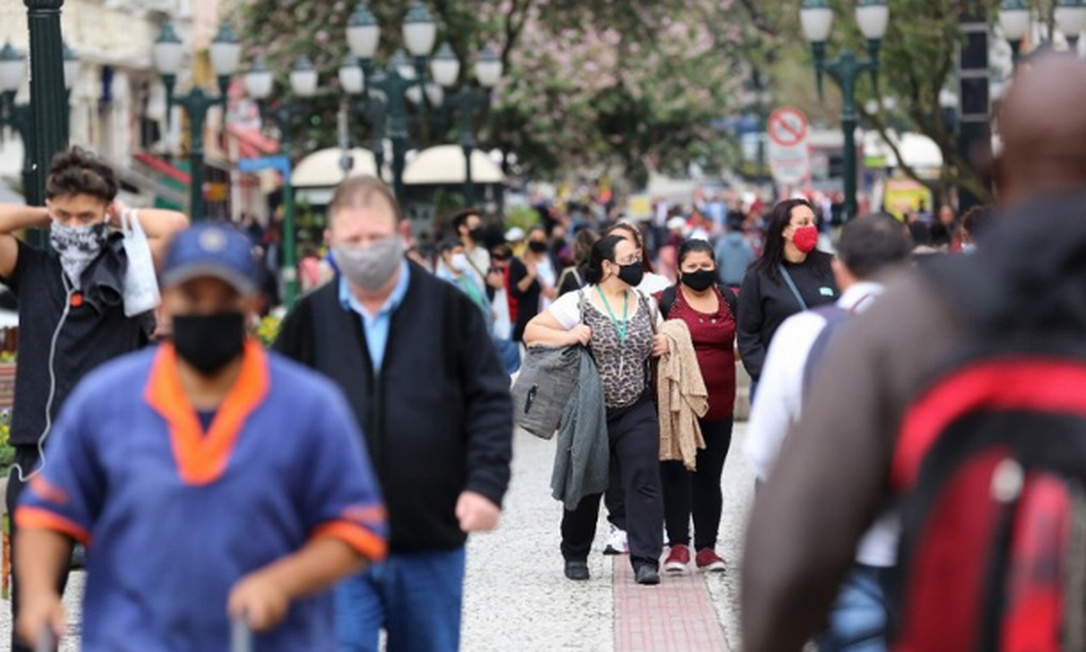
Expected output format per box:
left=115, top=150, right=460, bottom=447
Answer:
left=889, top=254, right=1086, bottom=652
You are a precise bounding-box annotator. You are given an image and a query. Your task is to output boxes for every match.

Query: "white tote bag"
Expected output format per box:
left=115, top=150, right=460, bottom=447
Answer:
left=120, top=209, right=161, bottom=316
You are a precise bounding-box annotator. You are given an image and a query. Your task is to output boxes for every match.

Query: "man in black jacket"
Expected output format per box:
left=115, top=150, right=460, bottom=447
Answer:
left=274, top=176, right=512, bottom=652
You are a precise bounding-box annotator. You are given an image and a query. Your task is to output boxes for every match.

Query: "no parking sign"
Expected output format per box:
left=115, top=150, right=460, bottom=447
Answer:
left=767, top=108, right=811, bottom=186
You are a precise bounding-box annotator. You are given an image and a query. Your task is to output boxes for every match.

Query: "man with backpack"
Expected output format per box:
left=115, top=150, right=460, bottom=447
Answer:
left=274, top=176, right=513, bottom=651
left=742, top=53, right=1086, bottom=651
left=743, top=215, right=911, bottom=650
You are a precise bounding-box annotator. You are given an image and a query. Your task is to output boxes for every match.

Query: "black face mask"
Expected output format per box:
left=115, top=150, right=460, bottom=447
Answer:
left=172, top=313, right=247, bottom=376
left=528, top=241, right=548, bottom=254
left=681, top=269, right=716, bottom=292
left=617, top=262, right=644, bottom=288
left=468, top=226, right=485, bottom=242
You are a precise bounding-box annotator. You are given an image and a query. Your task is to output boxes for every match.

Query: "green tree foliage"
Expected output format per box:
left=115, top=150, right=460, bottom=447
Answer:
left=230, top=0, right=746, bottom=184
left=755, top=0, right=1004, bottom=201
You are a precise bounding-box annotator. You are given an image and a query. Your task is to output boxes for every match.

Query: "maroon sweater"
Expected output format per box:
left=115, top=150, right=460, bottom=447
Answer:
left=664, top=286, right=737, bottom=421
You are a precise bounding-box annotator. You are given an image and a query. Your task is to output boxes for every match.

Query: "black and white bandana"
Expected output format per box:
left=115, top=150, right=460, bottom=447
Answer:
left=50, top=222, right=107, bottom=289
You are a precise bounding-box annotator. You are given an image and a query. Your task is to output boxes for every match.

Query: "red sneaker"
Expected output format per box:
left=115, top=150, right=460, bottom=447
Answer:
left=695, top=548, right=727, bottom=572
left=663, top=544, right=691, bottom=573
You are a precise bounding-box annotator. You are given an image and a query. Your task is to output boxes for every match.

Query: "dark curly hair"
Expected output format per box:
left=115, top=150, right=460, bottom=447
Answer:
left=45, top=146, right=119, bottom=204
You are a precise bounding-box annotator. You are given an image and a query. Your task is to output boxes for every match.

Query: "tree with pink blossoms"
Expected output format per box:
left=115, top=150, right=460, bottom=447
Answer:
left=232, top=0, right=748, bottom=184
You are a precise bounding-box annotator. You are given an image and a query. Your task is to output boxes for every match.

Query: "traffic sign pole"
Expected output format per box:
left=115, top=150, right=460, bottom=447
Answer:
left=767, top=108, right=812, bottom=189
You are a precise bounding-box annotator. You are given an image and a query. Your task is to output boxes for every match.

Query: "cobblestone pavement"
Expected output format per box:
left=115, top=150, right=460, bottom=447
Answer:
left=460, top=425, right=753, bottom=651
left=1, top=425, right=755, bottom=651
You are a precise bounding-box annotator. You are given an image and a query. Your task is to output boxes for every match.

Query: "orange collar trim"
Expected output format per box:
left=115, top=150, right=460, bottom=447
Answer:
left=144, top=341, right=270, bottom=486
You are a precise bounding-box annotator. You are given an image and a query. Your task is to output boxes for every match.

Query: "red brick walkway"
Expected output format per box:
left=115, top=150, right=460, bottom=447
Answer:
left=613, top=559, right=731, bottom=651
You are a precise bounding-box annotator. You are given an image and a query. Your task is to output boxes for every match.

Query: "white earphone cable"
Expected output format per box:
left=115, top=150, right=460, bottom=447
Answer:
left=12, top=272, right=73, bottom=483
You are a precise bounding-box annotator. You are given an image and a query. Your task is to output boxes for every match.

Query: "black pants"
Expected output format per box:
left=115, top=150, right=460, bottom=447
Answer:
left=604, top=448, right=626, bottom=530
left=561, top=398, right=663, bottom=570
left=661, top=417, right=733, bottom=551
left=7, top=446, right=71, bottom=652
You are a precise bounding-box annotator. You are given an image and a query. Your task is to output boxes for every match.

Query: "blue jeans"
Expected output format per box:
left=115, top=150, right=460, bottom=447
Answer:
left=817, top=564, right=893, bottom=652
left=335, top=548, right=467, bottom=652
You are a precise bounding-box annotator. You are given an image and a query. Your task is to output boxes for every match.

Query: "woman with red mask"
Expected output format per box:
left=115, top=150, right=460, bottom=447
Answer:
left=737, top=199, right=838, bottom=391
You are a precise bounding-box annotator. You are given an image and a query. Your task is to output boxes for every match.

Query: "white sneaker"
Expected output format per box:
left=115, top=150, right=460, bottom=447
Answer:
left=603, top=525, right=629, bottom=555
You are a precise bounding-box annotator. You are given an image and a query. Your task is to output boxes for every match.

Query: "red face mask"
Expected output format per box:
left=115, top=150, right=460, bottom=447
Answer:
left=791, top=225, right=819, bottom=254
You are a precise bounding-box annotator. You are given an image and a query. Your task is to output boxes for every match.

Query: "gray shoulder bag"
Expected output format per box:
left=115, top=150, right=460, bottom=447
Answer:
left=511, top=291, right=587, bottom=439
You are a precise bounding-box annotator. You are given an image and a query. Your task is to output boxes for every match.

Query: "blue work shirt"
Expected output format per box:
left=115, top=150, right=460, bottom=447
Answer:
left=338, top=261, right=411, bottom=371
left=17, top=344, right=388, bottom=652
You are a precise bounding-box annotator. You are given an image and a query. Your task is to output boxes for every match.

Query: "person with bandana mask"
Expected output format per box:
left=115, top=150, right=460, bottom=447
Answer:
left=737, top=198, right=838, bottom=392
left=273, top=176, right=512, bottom=652
left=524, top=235, right=670, bottom=586
left=654, top=239, right=739, bottom=575
left=0, top=147, right=188, bottom=652
left=14, top=222, right=388, bottom=651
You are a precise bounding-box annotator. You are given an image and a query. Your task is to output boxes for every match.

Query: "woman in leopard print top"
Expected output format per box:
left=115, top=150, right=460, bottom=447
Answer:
left=525, top=235, right=669, bottom=586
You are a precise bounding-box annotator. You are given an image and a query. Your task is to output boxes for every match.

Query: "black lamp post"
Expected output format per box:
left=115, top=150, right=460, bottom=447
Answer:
left=24, top=0, right=68, bottom=212
left=338, top=53, right=389, bottom=178
left=242, top=55, right=318, bottom=310
left=1, top=39, right=78, bottom=204
left=153, top=22, right=242, bottom=222
left=1, top=42, right=36, bottom=204
left=430, top=43, right=503, bottom=205
left=801, top=0, right=889, bottom=223
left=999, top=0, right=1031, bottom=62
left=343, top=1, right=438, bottom=202
left=406, top=71, right=448, bottom=147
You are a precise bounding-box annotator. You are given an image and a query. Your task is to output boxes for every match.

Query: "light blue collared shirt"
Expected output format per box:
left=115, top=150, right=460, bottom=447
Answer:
left=338, top=261, right=411, bottom=372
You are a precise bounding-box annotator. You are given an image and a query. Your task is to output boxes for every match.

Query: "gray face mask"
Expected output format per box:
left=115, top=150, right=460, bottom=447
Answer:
left=50, top=221, right=107, bottom=289
left=335, top=237, right=405, bottom=291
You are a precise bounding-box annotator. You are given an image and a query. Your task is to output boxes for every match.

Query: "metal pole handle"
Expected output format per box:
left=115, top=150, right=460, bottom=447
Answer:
left=35, top=625, right=56, bottom=652
left=232, top=616, right=253, bottom=652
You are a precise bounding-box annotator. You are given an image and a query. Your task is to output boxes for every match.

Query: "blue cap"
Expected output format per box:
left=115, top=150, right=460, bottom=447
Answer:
left=161, top=222, right=259, bottom=294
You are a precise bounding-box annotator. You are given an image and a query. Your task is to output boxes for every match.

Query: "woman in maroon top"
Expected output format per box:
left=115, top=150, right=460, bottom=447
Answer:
left=656, top=239, right=738, bottom=573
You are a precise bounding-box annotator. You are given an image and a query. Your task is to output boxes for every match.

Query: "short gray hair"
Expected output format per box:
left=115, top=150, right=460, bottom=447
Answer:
left=328, top=176, right=403, bottom=223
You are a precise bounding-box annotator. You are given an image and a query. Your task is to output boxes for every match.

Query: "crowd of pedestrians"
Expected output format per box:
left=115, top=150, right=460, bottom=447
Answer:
left=4, top=52, right=1083, bottom=652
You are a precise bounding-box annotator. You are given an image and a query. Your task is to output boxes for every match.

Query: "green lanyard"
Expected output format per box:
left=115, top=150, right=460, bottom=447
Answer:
left=458, top=276, right=486, bottom=311
left=596, top=286, right=629, bottom=342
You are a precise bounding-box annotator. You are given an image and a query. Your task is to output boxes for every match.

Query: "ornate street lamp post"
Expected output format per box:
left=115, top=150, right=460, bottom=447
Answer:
left=243, top=56, right=318, bottom=309
left=343, top=2, right=437, bottom=202
left=999, top=0, right=1031, bottom=62
left=431, top=42, right=503, bottom=204
left=801, top=0, right=889, bottom=223
left=1, top=39, right=78, bottom=205
left=153, top=23, right=242, bottom=221
left=24, top=0, right=68, bottom=211
left=338, top=54, right=389, bottom=178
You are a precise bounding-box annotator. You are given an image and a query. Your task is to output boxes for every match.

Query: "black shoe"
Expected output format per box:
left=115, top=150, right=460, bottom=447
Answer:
left=635, top=565, right=660, bottom=585
left=564, top=560, right=590, bottom=581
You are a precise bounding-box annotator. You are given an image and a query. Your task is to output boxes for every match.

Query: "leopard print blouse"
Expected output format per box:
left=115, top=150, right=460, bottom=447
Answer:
left=582, top=291, right=655, bottom=409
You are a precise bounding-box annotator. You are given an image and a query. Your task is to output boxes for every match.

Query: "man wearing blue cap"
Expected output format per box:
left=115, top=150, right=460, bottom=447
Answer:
left=13, top=222, right=389, bottom=651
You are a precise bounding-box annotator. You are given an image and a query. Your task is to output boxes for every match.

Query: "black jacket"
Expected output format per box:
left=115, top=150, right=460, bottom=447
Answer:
left=5, top=236, right=148, bottom=447
left=274, top=265, right=513, bottom=552
left=508, top=257, right=541, bottom=341
left=737, top=253, right=838, bottom=381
